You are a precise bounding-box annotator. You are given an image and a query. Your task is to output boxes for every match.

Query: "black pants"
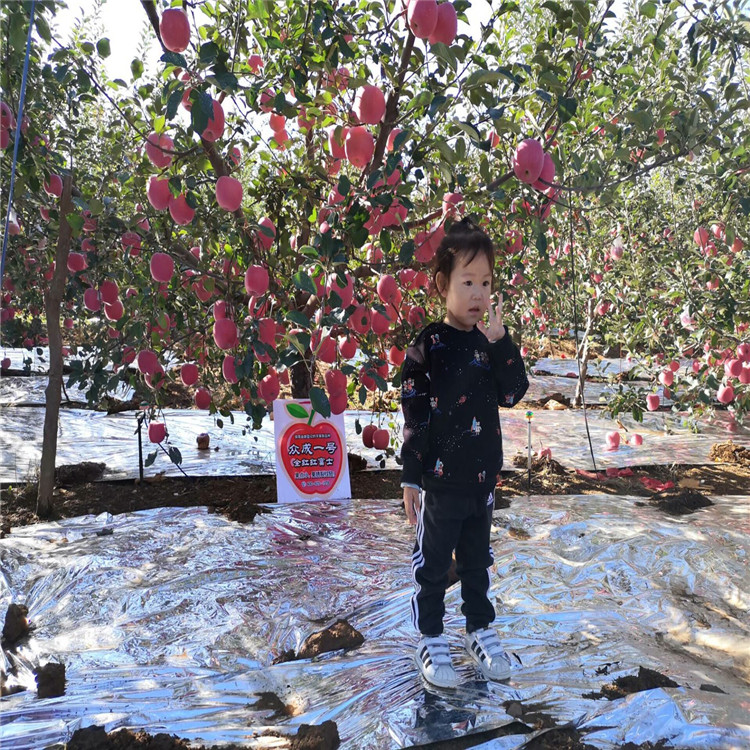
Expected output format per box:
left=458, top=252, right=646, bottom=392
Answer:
left=411, top=488, right=496, bottom=636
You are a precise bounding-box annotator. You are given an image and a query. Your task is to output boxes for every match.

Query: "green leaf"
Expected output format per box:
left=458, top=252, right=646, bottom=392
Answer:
left=406, top=90, right=433, bottom=113
left=96, top=38, right=111, bottom=58
left=144, top=450, right=157, bottom=468
left=168, top=447, right=182, bottom=465
left=435, top=139, right=456, bottom=165
left=248, top=0, right=270, bottom=19
left=213, top=71, right=239, bottom=92
left=639, top=1, right=657, bottom=18
left=455, top=121, right=481, bottom=143
left=286, top=402, right=309, bottom=419
left=557, top=96, right=577, bottom=123
left=66, top=213, right=84, bottom=236
left=337, top=175, right=351, bottom=196
left=309, top=386, right=331, bottom=418
left=292, top=270, right=317, bottom=294
left=166, top=89, right=182, bottom=120
left=287, top=310, right=311, bottom=328
left=466, top=70, right=505, bottom=88
left=536, top=232, right=548, bottom=255
left=199, top=42, right=220, bottom=64
left=399, top=239, right=415, bottom=264
left=131, top=58, right=144, bottom=80
left=160, top=51, right=187, bottom=68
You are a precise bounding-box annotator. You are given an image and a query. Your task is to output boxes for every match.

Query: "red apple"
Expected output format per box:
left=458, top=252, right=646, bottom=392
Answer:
left=245, top=264, right=269, bottom=295
left=150, top=252, right=174, bottom=282
left=67, top=252, right=87, bottom=272
left=373, top=428, right=389, bottom=450
left=160, top=8, right=190, bottom=52
left=195, top=387, right=212, bottom=410
left=513, top=139, right=544, bottom=184
left=222, top=354, right=239, bottom=383
left=214, top=175, right=243, bottom=212
left=532, top=152, right=555, bottom=190
left=325, top=367, right=347, bottom=395
left=258, top=371, right=280, bottom=403
left=605, top=431, right=620, bottom=450
left=148, top=422, right=167, bottom=443
left=104, top=300, right=124, bottom=321
left=407, top=0, right=438, bottom=38
left=717, top=384, right=734, bottom=404
left=147, top=176, right=171, bottom=211
left=168, top=194, right=195, bottom=225
left=44, top=174, right=63, bottom=197
left=646, top=394, right=660, bottom=411
left=99, top=280, right=119, bottom=304
left=354, top=85, right=386, bottom=125
left=83, top=287, right=101, bottom=312
left=213, top=318, right=238, bottom=350
left=339, top=336, right=357, bottom=359
left=693, top=226, right=709, bottom=248
left=428, top=2, right=458, bottom=45
left=180, top=362, right=199, bottom=386
left=329, top=391, right=348, bottom=415
left=145, top=132, right=174, bottom=168
left=137, top=349, right=158, bottom=374
left=345, top=126, right=374, bottom=168
left=201, top=99, right=225, bottom=142
left=257, top=218, right=276, bottom=251
left=362, top=424, right=377, bottom=448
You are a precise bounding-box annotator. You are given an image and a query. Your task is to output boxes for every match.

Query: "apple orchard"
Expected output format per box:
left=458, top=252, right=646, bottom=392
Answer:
left=1, top=0, right=749, bottom=502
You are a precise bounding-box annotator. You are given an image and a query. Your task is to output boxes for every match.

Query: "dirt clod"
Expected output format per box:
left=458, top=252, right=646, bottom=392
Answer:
left=34, top=661, right=66, bottom=698
left=290, top=720, right=340, bottom=750
left=710, top=441, right=750, bottom=467
left=55, top=461, right=106, bottom=486
left=297, top=619, right=364, bottom=659
left=600, top=666, right=679, bottom=700
left=649, top=489, right=713, bottom=516
left=250, top=691, right=294, bottom=719
left=511, top=452, right=568, bottom=476
left=521, top=726, right=598, bottom=749
left=2, top=603, right=30, bottom=644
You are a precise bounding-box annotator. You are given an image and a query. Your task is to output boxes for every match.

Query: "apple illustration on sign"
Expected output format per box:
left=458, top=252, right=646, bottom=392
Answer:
left=280, top=402, right=344, bottom=497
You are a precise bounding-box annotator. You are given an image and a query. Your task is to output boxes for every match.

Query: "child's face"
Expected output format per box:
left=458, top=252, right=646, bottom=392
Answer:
left=437, top=251, right=492, bottom=331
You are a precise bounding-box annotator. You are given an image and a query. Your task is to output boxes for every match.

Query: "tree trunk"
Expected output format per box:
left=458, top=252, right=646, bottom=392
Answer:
left=574, top=298, right=595, bottom=407
left=290, top=349, right=313, bottom=399
left=37, top=176, right=73, bottom=517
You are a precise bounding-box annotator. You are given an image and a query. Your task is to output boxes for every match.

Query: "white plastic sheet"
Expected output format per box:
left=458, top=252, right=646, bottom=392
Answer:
left=1, top=495, right=749, bottom=749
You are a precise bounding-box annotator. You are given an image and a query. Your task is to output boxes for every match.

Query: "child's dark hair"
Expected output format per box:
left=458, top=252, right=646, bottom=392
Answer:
left=429, top=217, right=495, bottom=296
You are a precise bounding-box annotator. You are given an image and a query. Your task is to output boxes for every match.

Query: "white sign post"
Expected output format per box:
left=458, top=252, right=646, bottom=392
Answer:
left=273, top=399, right=351, bottom=503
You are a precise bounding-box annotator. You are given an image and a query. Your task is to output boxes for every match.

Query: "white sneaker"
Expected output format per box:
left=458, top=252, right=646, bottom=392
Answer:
left=415, top=635, right=459, bottom=689
left=465, top=628, right=511, bottom=680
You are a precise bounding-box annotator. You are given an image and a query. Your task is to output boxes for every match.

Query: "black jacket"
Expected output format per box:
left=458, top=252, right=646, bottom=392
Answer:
left=400, top=321, right=528, bottom=493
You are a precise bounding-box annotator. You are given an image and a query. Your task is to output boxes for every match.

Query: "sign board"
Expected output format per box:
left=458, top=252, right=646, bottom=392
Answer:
left=273, top=399, right=351, bottom=503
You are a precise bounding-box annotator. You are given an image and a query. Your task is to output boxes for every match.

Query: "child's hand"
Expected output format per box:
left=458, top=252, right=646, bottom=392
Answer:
left=479, top=293, right=505, bottom=342
left=403, top=486, right=421, bottom=525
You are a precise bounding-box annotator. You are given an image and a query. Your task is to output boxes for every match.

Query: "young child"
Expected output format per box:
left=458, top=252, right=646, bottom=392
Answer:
left=400, top=217, right=529, bottom=689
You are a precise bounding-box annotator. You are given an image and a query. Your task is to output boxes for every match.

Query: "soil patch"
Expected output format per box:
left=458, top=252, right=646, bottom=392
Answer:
left=34, top=662, right=66, bottom=698
left=2, top=458, right=749, bottom=531
left=249, top=691, right=295, bottom=720
left=2, top=603, right=30, bottom=644
left=584, top=666, right=680, bottom=701
left=710, top=441, right=750, bottom=467
left=647, top=489, right=713, bottom=516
